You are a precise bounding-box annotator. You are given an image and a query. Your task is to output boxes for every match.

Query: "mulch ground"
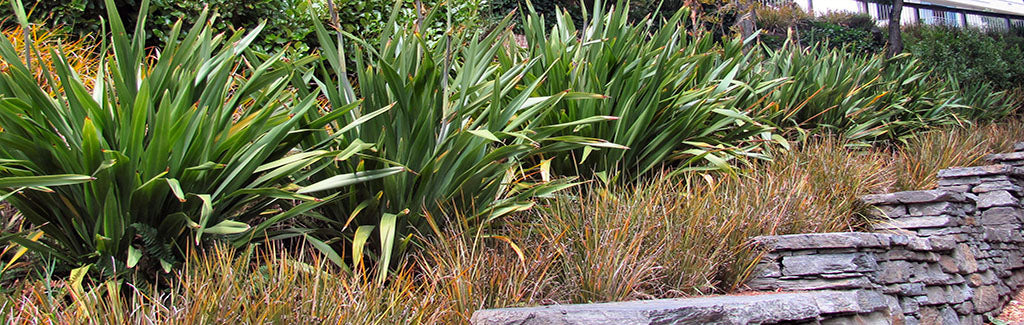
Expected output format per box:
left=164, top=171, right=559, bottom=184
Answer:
left=997, top=289, right=1024, bottom=324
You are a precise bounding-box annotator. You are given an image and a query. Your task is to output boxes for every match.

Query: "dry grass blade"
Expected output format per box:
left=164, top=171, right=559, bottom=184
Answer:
left=888, top=120, right=1024, bottom=191
left=0, top=24, right=99, bottom=93
left=0, top=243, right=456, bottom=323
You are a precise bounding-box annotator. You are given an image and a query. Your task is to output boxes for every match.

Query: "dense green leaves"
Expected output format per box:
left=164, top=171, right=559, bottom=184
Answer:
left=506, top=0, right=780, bottom=182
left=1, top=0, right=1017, bottom=286
left=755, top=44, right=964, bottom=142
left=304, top=4, right=617, bottom=281
left=0, top=0, right=379, bottom=275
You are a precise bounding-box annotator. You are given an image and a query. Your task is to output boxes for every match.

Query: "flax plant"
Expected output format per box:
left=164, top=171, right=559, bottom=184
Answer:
left=0, top=0, right=387, bottom=275
left=504, top=0, right=783, bottom=182
left=301, top=2, right=614, bottom=281
left=756, top=43, right=964, bottom=143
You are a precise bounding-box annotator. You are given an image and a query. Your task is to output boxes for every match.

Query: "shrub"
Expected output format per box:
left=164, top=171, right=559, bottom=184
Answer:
left=417, top=136, right=893, bottom=304
left=2, top=0, right=323, bottom=53
left=147, top=0, right=325, bottom=53
left=904, top=25, right=1024, bottom=92
left=801, top=20, right=883, bottom=54
left=756, top=6, right=884, bottom=54
left=0, top=243, right=456, bottom=323
left=888, top=120, right=1024, bottom=191
left=3, top=0, right=487, bottom=54
left=754, top=1, right=810, bottom=34
left=818, top=10, right=877, bottom=31
left=0, top=0, right=387, bottom=277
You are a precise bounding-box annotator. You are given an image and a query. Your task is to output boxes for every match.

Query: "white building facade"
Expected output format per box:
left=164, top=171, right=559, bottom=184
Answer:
left=787, top=0, right=1024, bottom=30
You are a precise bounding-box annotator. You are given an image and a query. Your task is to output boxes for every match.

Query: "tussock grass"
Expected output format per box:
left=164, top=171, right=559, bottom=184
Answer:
left=2, top=120, right=1023, bottom=322
left=1, top=244, right=457, bottom=323
left=889, top=120, right=1024, bottom=190
left=0, top=23, right=99, bottom=92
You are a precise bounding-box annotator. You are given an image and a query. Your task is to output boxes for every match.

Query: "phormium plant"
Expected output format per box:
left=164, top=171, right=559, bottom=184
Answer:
left=0, top=0, right=395, bottom=277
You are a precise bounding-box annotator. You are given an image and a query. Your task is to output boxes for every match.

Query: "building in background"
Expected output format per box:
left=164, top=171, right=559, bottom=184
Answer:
left=781, top=0, right=1024, bottom=31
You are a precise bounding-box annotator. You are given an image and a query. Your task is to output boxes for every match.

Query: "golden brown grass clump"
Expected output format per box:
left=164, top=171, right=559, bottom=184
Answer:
left=2, top=120, right=1023, bottom=323
left=0, top=24, right=99, bottom=92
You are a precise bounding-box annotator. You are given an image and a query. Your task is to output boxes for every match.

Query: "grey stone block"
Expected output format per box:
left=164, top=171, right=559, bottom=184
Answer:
left=782, top=254, right=878, bottom=276
left=758, top=277, right=876, bottom=291
left=863, top=190, right=967, bottom=205
left=971, top=285, right=1000, bottom=313
left=904, top=315, right=920, bottom=325
left=939, top=176, right=980, bottom=187
left=938, top=165, right=1016, bottom=178
left=900, top=296, right=921, bottom=314
left=941, top=184, right=973, bottom=193
left=939, top=255, right=960, bottom=273
left=873, top=216, right=959, bottom=230
left=908, top=202, right=963, bottom=217
left=976, top=190, right=1019, bottom=209
left=981, top=207, right=1022, bottom=225
left=923, top=286, right=951, bottom=305
left=918, top=306, right=942, bottom=324
left=954, top=244, right=980, bottom=274
left=929, top=237, right=958, bottom=250
left=961, top=314, right=984, bottom=325
left=901, top=283, right=927, bottom=296
left=971, top=180, right=1023, bottom=194
left=878, top=260, right=915, bottom=284
left=985, top=151, right=1024, bottom=164
left=866, top=205, right=908, bottom=219
left=912, top=263, right=957, bottom=285
left=983, top=228, right=1023, bottom=243
left=939, top=306, right=959, bottom=325
left=754, top=233, right=893, bottom=251
left=954, top=301, right=974, bottom=315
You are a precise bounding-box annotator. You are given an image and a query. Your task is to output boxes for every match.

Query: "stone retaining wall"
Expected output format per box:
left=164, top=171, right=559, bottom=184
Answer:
left=472, top=144, right=1024, bottom=325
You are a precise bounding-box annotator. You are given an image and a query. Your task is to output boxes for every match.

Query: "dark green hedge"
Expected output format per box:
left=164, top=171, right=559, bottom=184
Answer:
left=4, top=0, right=483, bottom=53
left=904, top=25, right=1024, bottom=91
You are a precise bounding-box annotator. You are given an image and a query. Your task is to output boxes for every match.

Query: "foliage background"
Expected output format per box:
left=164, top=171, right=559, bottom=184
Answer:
left=0, top=0, right=484, bottom=53
left=904, top=25, right=1024, bottom=92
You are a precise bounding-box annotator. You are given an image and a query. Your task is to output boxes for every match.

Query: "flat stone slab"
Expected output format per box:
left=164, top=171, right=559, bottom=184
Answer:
left=470, top=290, right=890, bottom=325
left=754, top=232, right=895, bottom=251
left=860, top=190, right=967, bottom=205
left=985, top=152, right=1024, bottom=163
left=937, top=165, right=1022, bottom=179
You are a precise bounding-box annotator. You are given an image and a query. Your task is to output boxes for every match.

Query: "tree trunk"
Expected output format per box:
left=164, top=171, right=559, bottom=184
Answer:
left=886, top=0, right=904, bottom=59
left=736, top=0, right=758, bottom=52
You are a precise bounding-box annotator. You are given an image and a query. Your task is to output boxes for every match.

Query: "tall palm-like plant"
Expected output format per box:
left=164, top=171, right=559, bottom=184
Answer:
left=0, top=0, right=388, bottom=275
left=506, top=0, right=783, bottom=182
left=303, top=3, right=616, bottom=281
left=756, top=43, right=962, bottom=143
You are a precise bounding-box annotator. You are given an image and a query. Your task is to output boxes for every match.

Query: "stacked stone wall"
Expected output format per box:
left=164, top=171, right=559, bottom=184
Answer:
left=471, top=144, right=1024, bottom=324
left=740, top=148, right=1024, bottom=325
